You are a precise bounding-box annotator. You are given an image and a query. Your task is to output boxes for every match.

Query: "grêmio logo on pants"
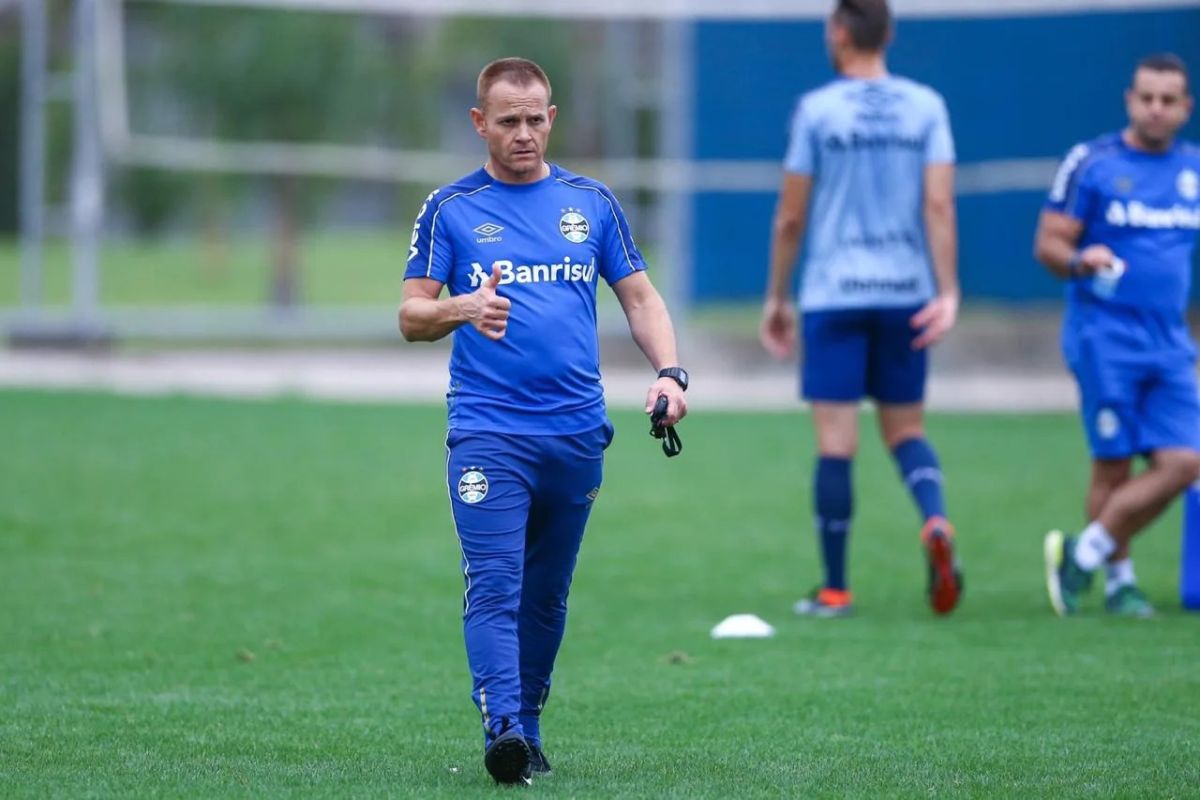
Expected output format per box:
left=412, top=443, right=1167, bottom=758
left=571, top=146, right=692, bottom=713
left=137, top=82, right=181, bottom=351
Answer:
left=458, top=468, right=488, bottom=504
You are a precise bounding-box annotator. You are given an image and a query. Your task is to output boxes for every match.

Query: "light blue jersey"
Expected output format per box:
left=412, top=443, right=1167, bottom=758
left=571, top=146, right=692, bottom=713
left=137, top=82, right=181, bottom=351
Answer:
left=784, top=75, right=955, bottom=311
left=403, top=165, right=646, bottom=436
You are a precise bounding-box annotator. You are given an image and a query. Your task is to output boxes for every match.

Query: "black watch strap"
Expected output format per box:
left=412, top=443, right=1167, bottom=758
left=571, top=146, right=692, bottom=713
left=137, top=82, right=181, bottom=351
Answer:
left=658, top=366, right=688, bottom=392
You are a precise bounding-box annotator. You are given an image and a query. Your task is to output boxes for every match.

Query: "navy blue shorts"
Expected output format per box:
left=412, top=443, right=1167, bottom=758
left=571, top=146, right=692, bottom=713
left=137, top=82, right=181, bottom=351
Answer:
left=1063, top=303, right=1200, bottom=459
left=802, top=305, right=927, bottom=404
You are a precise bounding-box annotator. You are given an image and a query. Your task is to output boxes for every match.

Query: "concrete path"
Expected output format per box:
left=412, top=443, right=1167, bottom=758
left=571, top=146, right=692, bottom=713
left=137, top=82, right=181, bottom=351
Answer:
left=0, top=347, right=1078, bottom=412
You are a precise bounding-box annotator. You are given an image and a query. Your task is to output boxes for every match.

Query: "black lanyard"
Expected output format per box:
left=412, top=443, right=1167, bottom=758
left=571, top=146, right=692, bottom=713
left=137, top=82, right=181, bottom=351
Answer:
left=649, top=395, right=682, bottom=458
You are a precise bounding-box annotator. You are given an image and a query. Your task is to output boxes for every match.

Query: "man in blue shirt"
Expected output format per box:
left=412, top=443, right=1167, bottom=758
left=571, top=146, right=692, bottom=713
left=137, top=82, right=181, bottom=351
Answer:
left=1038, top=53, right=1200, bottom=618
left=399, top=57, right=688, bottom=784
left=760, top=0, right=963, bottom=618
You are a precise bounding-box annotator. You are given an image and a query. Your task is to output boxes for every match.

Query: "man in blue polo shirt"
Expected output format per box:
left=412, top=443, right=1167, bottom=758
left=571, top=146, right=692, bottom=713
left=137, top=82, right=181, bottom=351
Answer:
left=1037, top=53, right=1200, bottom=618
left=399, top=57, right=688, bottom=784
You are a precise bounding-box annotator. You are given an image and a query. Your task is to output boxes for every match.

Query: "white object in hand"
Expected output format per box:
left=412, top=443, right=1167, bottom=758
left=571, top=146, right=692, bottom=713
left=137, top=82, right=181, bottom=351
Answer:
left=710, top=613, right=776, bottom=639
left=1093, top=257, right=1126, bottom=299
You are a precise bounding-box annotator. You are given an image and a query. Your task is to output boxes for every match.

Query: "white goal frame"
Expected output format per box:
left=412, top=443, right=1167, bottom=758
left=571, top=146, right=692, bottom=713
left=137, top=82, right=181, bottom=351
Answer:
left=10, top=0, right=1197, bottom=342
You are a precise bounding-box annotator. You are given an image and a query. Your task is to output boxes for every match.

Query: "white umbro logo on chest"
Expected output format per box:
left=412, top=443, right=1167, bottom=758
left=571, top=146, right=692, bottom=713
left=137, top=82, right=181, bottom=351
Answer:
left=473, top=222, right=504, bottom=244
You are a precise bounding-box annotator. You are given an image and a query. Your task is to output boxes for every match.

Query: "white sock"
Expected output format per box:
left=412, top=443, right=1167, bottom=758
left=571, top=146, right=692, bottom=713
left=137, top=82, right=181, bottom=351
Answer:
left=1073, top=521, right=1117, bottom=571
left=1106, top=559, right=1136, bottom=596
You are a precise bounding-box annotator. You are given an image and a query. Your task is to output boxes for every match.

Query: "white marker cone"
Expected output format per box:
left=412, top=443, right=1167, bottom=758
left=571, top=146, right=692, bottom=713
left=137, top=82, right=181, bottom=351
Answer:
left=710, top=613, right=776, bottom=639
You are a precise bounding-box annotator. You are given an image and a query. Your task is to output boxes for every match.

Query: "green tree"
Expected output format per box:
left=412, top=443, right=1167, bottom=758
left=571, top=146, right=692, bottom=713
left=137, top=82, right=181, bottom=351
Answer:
left=0, top=22, right=19, bottom=234
left=129, top=5, right=407, bottom=307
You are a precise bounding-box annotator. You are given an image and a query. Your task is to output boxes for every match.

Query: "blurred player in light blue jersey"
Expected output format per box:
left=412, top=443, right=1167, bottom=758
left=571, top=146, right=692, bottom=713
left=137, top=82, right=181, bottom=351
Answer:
left=760, top=0, right=963, bottom=618
left=399, top=58, right=687, bottom=784
left=1037, top=54, right=1200, bottom=618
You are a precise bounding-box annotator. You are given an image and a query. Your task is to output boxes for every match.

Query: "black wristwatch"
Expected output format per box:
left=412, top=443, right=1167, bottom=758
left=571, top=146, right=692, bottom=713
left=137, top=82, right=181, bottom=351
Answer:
left=658, top=366, right=689, bottom=392
left=1067, top=251, right=1082, bottom=279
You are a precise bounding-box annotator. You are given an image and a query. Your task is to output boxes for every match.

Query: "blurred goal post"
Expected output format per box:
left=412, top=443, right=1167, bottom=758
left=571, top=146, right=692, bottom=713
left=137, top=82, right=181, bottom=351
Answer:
left=84, top=0, right=713, bottom=340
left=98, top=0, right=1122, bottom=192
left=18, top=0, right=1185, bottom=342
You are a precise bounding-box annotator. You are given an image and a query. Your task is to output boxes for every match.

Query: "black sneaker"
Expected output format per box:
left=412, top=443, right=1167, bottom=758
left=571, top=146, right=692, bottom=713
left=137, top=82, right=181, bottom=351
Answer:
left=528, top=743, right=552, bottom=776
left=483, top=725, right=532, bottom=786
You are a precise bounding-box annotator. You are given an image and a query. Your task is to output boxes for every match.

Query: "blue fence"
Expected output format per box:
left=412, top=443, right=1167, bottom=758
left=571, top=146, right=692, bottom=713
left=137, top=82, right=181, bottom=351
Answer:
left=689, top=8, right=1200, bottom=302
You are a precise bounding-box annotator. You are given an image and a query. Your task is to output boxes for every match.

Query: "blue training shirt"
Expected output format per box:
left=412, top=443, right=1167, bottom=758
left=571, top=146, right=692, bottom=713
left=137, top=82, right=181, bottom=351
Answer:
left=1047, top=132, right=1200, bottom=316
left=404, top=164, right=646, bottom=435
left=783, top=75, right=955, bottom=311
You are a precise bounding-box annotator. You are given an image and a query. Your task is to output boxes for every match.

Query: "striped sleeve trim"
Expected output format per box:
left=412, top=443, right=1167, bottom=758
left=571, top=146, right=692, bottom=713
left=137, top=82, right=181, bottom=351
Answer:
left=1048, top=143, right=1090, bottom=207
left=423, top=184, right=491, bottom=278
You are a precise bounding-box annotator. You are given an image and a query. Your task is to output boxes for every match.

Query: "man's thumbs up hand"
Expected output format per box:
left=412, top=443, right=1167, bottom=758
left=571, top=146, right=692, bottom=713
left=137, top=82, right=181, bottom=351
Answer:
left=485, top=263, right=502, bottom=289
left=458, top=265, right=511, bottom=341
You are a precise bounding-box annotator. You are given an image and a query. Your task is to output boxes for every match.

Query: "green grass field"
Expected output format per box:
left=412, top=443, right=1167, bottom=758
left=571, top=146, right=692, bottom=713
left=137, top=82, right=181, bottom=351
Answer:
left=0, top=234, right=410, bottom=307
left=3, top=391, right=1198, bottom=798
left=0, top=235, right=750, bottom=334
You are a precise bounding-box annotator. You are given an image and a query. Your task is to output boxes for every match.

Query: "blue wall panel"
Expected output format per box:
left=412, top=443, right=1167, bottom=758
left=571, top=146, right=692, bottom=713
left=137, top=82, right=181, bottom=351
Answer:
left=691, top=9, right=1200, bottom=302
